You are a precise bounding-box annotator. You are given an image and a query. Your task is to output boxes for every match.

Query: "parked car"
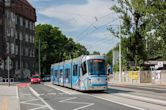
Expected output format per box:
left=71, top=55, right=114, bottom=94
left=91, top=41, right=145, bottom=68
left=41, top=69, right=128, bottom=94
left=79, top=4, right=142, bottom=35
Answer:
left=30, top=75, right=41, bottom=84
left=42, top=75, right=51, bottom=82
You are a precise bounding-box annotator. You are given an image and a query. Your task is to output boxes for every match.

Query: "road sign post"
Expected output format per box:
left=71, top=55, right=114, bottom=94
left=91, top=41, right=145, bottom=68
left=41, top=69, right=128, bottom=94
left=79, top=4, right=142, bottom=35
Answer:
left=6, top=56, right=12, bottom=86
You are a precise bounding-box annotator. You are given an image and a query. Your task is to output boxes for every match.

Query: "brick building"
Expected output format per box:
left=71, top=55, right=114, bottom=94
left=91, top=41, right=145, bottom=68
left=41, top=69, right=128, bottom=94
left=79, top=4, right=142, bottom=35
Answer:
left=0, top=0, right=36, bottom=81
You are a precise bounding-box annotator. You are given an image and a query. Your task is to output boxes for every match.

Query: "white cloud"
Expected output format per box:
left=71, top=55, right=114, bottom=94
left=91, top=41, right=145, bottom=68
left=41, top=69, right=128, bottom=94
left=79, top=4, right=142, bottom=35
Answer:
left=37, top=0, right=119, bottom=53
left=39, top=0, right=116, bottom=27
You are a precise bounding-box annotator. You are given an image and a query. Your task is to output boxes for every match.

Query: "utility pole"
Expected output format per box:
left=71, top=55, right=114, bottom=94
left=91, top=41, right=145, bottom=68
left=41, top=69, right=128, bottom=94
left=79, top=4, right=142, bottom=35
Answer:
left=7, top=56, right=10, bottom=86
left=119, top=22, right=122, bottom=82
left=38, top=36, right=41, bottom=78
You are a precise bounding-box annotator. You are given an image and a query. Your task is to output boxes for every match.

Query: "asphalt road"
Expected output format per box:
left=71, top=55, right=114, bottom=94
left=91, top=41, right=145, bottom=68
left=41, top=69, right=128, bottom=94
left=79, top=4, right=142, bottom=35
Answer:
left=18, top=83, right=166, bottom=110
left=30, top=84, right=137, bottom=110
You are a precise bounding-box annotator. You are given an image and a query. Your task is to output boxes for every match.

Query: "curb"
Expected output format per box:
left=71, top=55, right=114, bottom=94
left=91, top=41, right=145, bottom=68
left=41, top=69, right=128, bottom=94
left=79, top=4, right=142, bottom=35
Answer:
left=16, top=86, right=21, bottom=110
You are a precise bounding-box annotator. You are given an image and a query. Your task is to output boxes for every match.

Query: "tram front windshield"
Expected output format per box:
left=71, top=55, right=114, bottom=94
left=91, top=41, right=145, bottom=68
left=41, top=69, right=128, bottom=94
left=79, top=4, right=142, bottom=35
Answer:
left=88, top=59, right=106, bottom=75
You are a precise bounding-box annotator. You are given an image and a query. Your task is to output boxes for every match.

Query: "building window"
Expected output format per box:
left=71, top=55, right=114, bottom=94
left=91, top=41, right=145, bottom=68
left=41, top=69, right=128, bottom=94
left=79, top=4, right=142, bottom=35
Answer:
left=19, top=32, right=22, bottom=40
left=25, top=47, right=29, bottom=56
left=11, top=28, right=14, bottom=37
left=15, top=31, right=18, bottom=39
left=20, top=17, right=23, bottom=26
left=6, top=42, right=9, bottom=54
left=15, top=61, right=18, bottom=70
left=25, top=34, right=28, bottom=42
left=15, top=45, right=18, bottom=55
left=25, top=20, right=28, bottom=28
left=11, top=12, right=16, bottom=23
left=29, top=22, right=32, bottom=30
left=33, top=49, right=35, bottom=57
left=11, top=43, right=15, bottom=54
left=32, top=23, right=35, bottom=30
left=32, top=36, right=34, bottom=43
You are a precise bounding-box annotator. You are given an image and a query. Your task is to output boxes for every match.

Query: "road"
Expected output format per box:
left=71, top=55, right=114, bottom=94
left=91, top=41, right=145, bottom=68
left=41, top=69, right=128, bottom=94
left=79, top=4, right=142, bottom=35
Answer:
left=18, top=83, right=166, bottom=110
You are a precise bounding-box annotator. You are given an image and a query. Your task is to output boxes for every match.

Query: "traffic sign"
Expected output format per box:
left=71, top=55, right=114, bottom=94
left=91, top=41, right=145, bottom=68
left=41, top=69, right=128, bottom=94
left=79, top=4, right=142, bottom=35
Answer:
left=158, top=62, right=163, bottom=68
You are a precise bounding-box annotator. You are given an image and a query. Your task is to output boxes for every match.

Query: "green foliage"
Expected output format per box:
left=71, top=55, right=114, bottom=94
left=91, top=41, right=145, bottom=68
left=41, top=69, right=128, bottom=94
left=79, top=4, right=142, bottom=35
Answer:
left=35, top=24, right=89, bottom=74
left=109, top=0, right=166, bottom=71
left=106, top=50, right=112, bottom=65
left=91, top=51, right=100, bottom=55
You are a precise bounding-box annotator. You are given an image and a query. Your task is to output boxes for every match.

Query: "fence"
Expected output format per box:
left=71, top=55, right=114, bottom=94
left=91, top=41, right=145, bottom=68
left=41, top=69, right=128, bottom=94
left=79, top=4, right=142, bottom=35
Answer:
left=0, top=77, right=14, bottom=82
left=112, top=70, right=166, bottom=85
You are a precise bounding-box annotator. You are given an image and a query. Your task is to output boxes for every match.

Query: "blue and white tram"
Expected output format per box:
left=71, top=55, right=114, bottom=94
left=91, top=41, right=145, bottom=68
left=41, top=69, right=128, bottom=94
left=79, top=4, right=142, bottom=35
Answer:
left=51, top=55, right=107, bottom=91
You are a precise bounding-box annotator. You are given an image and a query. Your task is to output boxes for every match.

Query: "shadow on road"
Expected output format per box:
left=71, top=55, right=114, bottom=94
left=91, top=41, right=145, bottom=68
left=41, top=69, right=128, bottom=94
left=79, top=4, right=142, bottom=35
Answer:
left=83, top=88, right=132, bottom=94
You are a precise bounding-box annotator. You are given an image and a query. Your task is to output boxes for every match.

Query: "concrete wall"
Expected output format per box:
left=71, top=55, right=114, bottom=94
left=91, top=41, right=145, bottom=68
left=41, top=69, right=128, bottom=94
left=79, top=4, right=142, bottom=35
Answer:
left=112, top=70, right=166, bottom=85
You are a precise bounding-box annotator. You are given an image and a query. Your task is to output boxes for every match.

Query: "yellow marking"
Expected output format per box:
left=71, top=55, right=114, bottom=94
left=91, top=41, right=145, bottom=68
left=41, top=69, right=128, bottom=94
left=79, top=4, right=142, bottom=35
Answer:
left=0, top=97, right=9, bottom=110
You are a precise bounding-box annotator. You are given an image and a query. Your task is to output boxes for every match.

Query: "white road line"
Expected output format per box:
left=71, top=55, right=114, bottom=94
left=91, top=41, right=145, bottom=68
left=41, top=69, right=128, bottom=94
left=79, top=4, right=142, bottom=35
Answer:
left=29, top=87, right=54, bottom=110
left=45, top=84, right=71, bottom=95
left=21, top=99, right=39, bottom=103
left=29, top=106, right=47, bottom=110
left=20, top=102, right=44, bottom=106
left=92, top=95, right=146, bottom=110
left=59, top=97, right=77, bottom=102
left=58, top=93, right=66, bottom=95
left=21, top=94, right=32, bottom=96
left=59, top=96, right=94, bottom=110
left=16, top=86, right=19, bottom=99
left=47, top=93, right=57, bottom=95
left=116, top=93, right=166, bottom=106
left=29, top=87, right=40, bottom=97
left=74, top=103, right=94, bottom=110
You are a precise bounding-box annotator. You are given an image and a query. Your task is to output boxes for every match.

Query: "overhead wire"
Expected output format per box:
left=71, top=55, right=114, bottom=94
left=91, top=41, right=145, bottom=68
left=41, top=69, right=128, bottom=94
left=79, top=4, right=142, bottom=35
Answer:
left=75, top=12, right=114, bottom=42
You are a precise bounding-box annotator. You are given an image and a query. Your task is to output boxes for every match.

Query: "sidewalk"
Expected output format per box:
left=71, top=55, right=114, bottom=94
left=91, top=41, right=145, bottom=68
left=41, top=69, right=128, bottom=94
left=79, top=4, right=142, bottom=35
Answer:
left=0, top=85, right=20, bottom=110
left=108, top=80, right=166, bottom=89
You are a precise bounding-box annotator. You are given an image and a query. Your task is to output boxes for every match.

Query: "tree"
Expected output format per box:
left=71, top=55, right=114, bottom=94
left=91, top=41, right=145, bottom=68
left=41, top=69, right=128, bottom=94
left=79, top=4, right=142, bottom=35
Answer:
left=35, top=24, right=89, bottom=74
left=145, top=0, right=166, bottom=60
left=109, top=0, right=148, bottom=69
left=92, top=51, right=100, bottom=55
left=106, top=50, right=112, bottom=65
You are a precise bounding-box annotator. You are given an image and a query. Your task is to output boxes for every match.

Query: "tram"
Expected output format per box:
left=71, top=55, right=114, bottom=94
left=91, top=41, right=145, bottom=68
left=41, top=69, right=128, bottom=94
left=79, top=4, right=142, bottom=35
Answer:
left=51, top=55, right=107, bottom=91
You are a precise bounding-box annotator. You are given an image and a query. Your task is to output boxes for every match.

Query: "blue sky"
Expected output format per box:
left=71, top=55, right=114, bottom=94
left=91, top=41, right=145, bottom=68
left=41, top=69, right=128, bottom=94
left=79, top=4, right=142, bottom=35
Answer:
left=28, top=0, right=119, bottom=54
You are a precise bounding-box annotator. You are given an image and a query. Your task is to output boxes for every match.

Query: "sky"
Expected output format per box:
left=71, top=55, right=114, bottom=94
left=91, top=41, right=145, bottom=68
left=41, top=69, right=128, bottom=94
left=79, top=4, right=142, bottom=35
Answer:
left=28, top=0, right=120, bottom=54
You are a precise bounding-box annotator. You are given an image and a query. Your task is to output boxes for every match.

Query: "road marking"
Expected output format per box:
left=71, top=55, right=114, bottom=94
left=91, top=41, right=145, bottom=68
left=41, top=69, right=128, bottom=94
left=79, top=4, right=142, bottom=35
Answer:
left=29, top=87, right=40, bottom=97
left=29, top=86, right=54, bottom=110
left=92, top=95, right=146, bottom=110
left=16, top=86, right=19, bottom=99
left=116, top=93, right=166, bottom=106
left=21, top=99, right=39, bottom=103
left=59, top=97, right=77, bottom=102
left=74, top=103, right=94, bottom=110
left=45, top=84, right=72, bottom=95
left=47, top=93, right=57, bottom=95
left=21, top=94, right=32, bottom=96
left=20, top=102, right=44, bottom=106
left=58, top=93, right=66, bottom=95
left=59, top=96, right=94, bottom=110
left=29, top=106, right=47, bottom=110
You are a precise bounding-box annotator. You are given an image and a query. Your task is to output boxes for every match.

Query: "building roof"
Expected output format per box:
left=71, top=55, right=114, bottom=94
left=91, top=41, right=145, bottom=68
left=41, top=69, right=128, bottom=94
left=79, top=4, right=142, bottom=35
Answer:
left=144, top=61, right=166, bottom=65
left=20, top=0, right=34, bottom=9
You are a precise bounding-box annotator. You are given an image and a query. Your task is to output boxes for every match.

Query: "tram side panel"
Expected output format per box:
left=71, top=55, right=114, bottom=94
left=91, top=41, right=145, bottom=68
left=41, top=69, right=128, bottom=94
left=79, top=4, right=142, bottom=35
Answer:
left=71, top=63, right=81, bottom=90
left=63, top=63, right=72, bottom=88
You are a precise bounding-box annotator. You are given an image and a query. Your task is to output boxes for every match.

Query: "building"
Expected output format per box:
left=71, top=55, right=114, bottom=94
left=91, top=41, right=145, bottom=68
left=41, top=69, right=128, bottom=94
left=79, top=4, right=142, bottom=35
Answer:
left=0, top=0, right=36, bottom=81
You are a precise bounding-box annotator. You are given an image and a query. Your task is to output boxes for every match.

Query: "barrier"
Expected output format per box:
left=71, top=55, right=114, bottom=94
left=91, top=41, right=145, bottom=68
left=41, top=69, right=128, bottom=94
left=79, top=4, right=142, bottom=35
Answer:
left=0, top=78, right=14, bottom=82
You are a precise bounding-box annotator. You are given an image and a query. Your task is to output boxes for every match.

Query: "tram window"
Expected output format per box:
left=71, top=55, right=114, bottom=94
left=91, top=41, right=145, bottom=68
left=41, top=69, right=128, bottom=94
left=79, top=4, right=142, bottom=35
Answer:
left=65, top=69, right=70, bottom=78
left=81, top=62, right=87, bottom=75
left=60, top=69, right=63, bottom=77
left=54, top=70, right=58, bottom=77
left=73, top=65, right=77, bottom=76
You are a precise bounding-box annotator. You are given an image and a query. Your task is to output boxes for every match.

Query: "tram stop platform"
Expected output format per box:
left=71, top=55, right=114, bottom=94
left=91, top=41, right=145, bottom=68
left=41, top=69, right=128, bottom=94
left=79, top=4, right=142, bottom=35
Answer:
left=0, top=85, right=20, bottom=110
